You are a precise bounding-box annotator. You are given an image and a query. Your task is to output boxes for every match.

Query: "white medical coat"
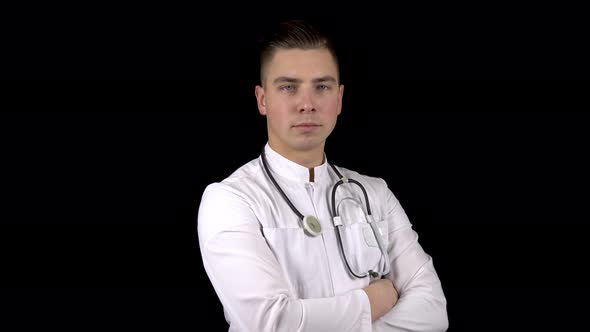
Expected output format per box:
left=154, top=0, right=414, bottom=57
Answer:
left=198, top=144, right=448, bottom=331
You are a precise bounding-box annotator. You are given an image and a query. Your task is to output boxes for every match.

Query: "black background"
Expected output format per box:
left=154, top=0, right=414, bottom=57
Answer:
left=3, top=4, right=590, bottom=331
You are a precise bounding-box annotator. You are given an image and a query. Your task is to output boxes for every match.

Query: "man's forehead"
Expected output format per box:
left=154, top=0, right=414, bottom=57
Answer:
left=266, top=49, right=338, bottom=81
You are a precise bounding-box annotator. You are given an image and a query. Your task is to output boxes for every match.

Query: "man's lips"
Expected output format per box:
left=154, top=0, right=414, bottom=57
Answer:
left=293, top=123, right=321, bottom=127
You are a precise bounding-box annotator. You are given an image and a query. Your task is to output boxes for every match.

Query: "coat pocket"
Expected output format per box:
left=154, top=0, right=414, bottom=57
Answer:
left=337, top=203, right=389, bottom=276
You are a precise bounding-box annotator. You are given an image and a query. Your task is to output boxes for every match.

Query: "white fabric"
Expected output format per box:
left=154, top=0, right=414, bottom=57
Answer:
left=198, top=143, right=448, bottom=331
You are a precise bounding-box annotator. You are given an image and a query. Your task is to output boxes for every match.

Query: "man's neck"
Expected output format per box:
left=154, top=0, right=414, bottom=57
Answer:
left=268, top=142, right=325, bottom=169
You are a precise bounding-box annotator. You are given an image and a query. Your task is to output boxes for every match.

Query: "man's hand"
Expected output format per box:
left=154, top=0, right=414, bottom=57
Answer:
left=363, top=278, right=399, bottom=321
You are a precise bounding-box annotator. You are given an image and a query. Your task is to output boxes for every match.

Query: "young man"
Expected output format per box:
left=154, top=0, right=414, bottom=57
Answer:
left=198, top=20, right=448, bottom=331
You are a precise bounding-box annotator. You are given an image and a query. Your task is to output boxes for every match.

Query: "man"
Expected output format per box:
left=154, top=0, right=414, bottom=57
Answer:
left=197, top=19, right=448, bottom=331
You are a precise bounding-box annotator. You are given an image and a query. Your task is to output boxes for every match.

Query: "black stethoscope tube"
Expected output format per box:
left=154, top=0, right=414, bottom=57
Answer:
left=260, top=147, right=380, bottom=278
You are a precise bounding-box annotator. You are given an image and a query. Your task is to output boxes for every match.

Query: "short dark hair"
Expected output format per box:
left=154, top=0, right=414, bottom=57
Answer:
left=259, top=20, right=339, bottom=85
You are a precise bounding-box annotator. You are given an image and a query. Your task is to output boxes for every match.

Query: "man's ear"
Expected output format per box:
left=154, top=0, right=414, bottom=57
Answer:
left=255, top=85, right=266, bottom=115
left=337, top=84, right=344, bottom=115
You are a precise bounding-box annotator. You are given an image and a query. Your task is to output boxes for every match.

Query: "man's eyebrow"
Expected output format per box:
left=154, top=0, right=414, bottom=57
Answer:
left=272, top=77, right=303, bottom=85
left=272, top=76, right=338, bottom=85
left=312, top=76, right=338, bottom=84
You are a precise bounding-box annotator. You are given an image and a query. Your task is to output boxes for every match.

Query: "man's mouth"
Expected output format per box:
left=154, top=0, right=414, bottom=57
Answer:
left=293, top=122, right=321, bottom=127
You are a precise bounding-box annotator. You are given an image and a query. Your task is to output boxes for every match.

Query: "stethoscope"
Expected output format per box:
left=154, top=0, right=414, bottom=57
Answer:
left=261, top=147, right=391, bottom=279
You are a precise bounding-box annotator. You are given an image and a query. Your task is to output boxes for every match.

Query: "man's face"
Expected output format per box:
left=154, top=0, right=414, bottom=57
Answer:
left=255, top=48, right=343, bottom=156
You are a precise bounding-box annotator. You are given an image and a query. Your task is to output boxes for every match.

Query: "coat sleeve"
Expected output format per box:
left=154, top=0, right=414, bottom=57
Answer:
left=197, top=182, right=373, bottom=332
left=372, top=180, right=449, bottom=332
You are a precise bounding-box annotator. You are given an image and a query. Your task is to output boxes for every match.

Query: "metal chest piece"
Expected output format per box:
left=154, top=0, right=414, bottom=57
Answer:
left=303, top=215, right=322, bottom=237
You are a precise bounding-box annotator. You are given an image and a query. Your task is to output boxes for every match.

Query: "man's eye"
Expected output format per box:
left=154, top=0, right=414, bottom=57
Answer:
left=317, top=85, right=330, bottom=91
left=280, top=85, right=295, bottom=91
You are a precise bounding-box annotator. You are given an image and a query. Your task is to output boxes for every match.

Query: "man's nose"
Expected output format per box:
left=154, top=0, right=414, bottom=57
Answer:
left=298, top=89, right=316, bottom=113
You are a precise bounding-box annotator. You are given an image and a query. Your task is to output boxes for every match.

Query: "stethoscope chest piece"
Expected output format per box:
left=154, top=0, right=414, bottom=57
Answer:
left=303, top=215, right=322, bottom=237
left=261, top=146, right=390, bottom=278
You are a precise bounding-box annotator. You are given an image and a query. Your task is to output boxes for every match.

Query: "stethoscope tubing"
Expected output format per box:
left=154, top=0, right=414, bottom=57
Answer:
left=260, top=147, right=390, bottom=279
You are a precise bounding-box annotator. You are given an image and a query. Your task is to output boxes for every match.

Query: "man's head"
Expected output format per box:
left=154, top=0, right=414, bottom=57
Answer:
left=255, top=20, right=344, bottom=165
left=259, top=20, right=340, bottom=86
